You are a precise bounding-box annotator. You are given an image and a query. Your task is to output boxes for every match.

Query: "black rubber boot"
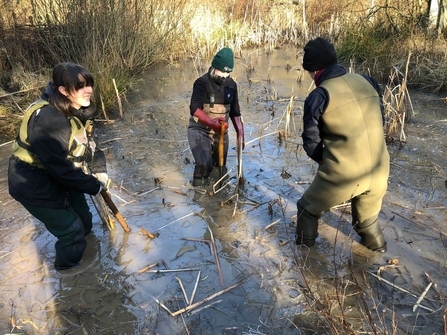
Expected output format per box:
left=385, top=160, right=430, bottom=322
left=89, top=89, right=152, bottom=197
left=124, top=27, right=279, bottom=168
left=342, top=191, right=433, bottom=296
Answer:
left=54, top=218, right=87, bottom=270
left=355, top=216, right=387, bottom=252
left=79, top=212, right=93, bottom=236
left=296, top=199, right=319, bottom=247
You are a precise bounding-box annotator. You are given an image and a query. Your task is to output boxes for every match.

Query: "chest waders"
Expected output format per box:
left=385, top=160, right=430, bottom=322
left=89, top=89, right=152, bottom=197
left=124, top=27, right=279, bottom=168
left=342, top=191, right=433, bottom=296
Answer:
left=188, top=75, right=230, bottom=186
left=296, top=74, right=388, bottom=252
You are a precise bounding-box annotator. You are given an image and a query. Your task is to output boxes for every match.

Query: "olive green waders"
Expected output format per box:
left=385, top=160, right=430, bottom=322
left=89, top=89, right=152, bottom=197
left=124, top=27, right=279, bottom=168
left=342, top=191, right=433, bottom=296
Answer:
left=22, top=191, right=93, bottom=269
left=297, top=73, right=389, bottom=252
left=296, top=175, right=388, bottom=252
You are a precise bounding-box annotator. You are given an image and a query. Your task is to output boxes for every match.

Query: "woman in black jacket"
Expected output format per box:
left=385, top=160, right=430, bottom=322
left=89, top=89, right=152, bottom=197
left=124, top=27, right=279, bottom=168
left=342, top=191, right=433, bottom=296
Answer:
left=187, top=47, right=245, bottom=186
left=8, top=62, right=108, bottom=270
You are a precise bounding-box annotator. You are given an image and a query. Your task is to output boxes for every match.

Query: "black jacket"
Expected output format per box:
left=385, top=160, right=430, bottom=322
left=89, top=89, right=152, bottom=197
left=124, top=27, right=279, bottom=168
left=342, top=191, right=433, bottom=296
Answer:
left=189, top=71, right=241, bottom=118
left=8, top=86, right=104, bottom=209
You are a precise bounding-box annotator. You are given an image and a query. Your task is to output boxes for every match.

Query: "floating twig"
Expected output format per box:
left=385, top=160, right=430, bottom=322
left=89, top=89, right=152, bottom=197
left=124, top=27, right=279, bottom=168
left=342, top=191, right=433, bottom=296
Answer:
left=171, top=278, right=248, bottom=316
left=161, top=259, right=170, bottom=270
left=175, top=276, right=189, bottom=305
left=265, top=219, right=281, bottom=230
left=208, top=227, right=224, bottom=288
left=181, top=237, right=209, bottom=243
left=413, top=282, right=433, bottom=312
left=367, top=271, right=434, bottom=312
left=189, top=269, right=201, bottom=306
left=156, top=212, right=196, bottom=231
left=145, top=268, right=201, bottom=273
left=150, top=294, right=174, bottom=316
left=136, top=186, right=162, bottom=197
left=140, top=227, right=159, bottom=239
left=138, top=262, right=159, bottom=273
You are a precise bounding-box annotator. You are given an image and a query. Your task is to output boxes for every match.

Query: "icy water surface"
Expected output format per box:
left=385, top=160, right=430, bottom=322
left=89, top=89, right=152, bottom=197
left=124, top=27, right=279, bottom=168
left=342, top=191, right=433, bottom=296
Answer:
left=1, top=46, right=447, bottom=334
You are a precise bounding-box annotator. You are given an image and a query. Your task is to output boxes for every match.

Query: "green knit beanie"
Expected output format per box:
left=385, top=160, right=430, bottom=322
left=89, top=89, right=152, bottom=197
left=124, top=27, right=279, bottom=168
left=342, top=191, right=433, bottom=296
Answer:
left=211, top=47, right=234, bottom=72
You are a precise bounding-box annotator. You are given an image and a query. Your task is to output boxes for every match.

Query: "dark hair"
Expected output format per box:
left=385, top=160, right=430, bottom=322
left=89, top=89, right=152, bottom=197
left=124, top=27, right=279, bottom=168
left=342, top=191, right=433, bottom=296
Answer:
left=48, top=62, right=94, bottom=117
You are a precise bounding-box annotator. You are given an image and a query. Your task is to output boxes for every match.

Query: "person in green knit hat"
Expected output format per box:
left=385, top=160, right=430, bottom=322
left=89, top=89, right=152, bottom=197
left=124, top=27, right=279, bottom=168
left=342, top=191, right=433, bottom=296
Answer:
left=187, top=47, right=245, bottom=187
left=296, top=37, right=389, bottom=252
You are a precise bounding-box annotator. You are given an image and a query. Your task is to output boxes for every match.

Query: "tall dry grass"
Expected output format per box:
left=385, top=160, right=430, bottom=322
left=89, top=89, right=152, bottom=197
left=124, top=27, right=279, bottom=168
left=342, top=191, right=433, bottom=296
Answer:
left=1, top=0, right=447, bottom=141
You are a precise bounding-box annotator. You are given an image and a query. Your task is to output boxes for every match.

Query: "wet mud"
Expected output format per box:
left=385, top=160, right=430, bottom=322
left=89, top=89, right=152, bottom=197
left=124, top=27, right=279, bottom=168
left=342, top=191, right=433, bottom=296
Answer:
left=1, top=47, right=447, bottom=334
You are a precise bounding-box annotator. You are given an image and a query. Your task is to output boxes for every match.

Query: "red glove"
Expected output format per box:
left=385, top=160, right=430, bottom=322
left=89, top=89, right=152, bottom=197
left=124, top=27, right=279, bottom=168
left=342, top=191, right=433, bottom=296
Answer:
left=194, top=109, right=228, bottom=133
left=231, top=116, right=245, bottom=150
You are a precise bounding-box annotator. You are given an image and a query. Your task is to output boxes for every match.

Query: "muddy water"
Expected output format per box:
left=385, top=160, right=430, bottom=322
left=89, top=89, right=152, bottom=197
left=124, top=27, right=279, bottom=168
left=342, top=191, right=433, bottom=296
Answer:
left=1, top=46, right=447, bottom=334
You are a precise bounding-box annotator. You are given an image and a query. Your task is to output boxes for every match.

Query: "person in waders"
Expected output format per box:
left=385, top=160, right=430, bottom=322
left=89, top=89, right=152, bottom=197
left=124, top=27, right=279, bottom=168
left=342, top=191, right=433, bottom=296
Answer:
left=187, top=47, right=245, bottom=187
left=8, top=62, right=109, bottom=270
left=296, top=37, right=389, bottom=252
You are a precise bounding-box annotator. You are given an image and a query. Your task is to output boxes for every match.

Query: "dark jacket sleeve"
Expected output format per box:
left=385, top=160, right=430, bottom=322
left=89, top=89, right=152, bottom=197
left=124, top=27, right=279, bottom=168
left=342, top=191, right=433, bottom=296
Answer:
left=301, top=87, right=329, bottom=162
left=190, top=78, right=208, bottom=116
left=228, top=80, right=241, bottom=118
left=362, top=74, right=385, bottom=124
left=28, top=106, right=101, bottom=195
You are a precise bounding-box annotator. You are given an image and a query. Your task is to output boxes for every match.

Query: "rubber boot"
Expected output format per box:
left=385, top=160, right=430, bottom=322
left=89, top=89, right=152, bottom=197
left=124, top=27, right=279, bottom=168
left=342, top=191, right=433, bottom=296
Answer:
left=296, top=199, right=319, bottom=247
left=79, top=211, right=93, bottom=236
left=192, top=164, right=210, bottom=187
left=54, top=218, right=87, bottom=270
left=193, top=177, right=209, bottom=187
left=355, top=216, right=387, bottom=252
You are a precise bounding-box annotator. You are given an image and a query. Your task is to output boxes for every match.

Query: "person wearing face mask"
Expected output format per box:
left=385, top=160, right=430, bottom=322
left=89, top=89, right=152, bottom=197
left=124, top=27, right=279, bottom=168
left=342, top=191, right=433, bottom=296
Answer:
left=8, top=62, right=108, bottom=270
left=187, top=47, right=245, bottom=187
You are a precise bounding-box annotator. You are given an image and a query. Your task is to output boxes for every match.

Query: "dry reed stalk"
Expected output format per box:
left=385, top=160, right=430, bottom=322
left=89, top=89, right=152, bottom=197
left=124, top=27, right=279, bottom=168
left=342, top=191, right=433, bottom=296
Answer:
left=0, top=140, right=14, bottom=147
left=112, top=79, right=124, bottom=119
left=367, top=271, right=434, bottom=312
left=208, top=227, right=224, bottom=288
left=161, top=259, right=170, bottom=270
left=413, top=282, right=433, bottom=312
left=212, top=166, right=235, bottom=194
left=189, top=269, right=201, bottom=305
left=138, top=262, right=159, bottom=273
left=156, top=212, right=196, bottom=231
left=145, top=268, right=201, bottom=273
left=175, top=276, right=189, bottom=305
left=276, top=95, right=295, bottom=139
left=136, top=186, right=162, bottom=197
left=171, top=277, right=248, bottom=316
left=150, top=294, right=174, bottom=316
left=99, top=94, right=110, bottom=122
left=181, top=237, right=209, bottom=243
left=265, top=219, right=281, bottom=230
left=245, top=131, right=279, bottom=146
left=140, top=227, right=159, bottom=239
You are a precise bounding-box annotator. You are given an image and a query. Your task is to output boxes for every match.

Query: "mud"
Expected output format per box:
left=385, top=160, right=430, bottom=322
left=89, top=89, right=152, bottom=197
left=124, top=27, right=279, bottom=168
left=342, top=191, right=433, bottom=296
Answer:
left=1, top=46, right=447, bottom=334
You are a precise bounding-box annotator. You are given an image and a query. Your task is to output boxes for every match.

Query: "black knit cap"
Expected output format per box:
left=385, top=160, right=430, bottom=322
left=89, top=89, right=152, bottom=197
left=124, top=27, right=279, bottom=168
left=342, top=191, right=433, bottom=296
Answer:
left=211, top=47, right=234, bottom=72
left=302, top=37, right=337, bottom=72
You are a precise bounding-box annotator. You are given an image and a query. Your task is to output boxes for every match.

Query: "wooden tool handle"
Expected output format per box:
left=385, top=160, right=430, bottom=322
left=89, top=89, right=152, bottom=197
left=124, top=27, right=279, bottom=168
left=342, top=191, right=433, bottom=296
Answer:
left=100, top=190, right=131, bottom=232
left=218, top=122, right=225, bottom=167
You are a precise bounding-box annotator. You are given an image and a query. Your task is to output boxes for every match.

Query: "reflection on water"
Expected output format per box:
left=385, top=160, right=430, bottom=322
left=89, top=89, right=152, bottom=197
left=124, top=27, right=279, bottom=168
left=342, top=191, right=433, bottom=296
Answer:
left=1, top=46, right=447, bottom=334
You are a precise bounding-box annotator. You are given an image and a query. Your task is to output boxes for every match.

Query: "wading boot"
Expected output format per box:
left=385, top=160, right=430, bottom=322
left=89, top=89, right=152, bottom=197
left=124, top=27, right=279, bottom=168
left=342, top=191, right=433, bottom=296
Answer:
left=355, top=216, right=387, bottom=253
left=296, top=199, right=319, bottom=247
left=192, top=177, right=209, bottom=187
